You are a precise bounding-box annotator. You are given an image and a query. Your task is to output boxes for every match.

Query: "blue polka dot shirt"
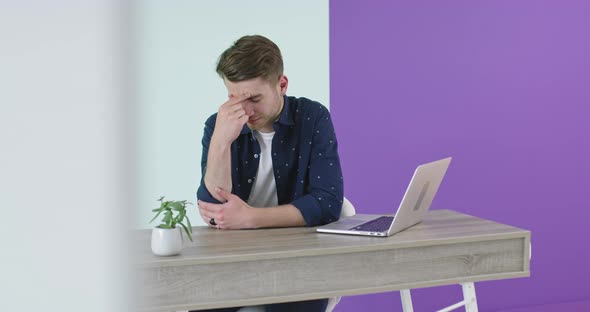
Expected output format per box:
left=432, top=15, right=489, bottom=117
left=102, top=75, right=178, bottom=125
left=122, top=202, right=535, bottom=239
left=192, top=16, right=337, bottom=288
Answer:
left=197, top=96, right=344, bottom=226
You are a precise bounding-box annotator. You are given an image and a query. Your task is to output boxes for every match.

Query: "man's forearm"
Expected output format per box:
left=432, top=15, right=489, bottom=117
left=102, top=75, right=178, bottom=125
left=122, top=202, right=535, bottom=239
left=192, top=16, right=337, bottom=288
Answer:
left=204, top=135, right=232, bottom=201
left=248, top=204, right=306, bottom=228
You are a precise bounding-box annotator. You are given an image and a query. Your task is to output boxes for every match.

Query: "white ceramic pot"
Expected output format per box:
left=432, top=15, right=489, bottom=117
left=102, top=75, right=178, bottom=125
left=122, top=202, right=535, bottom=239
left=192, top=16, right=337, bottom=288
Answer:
left=151, top=226, right=183, bottom=256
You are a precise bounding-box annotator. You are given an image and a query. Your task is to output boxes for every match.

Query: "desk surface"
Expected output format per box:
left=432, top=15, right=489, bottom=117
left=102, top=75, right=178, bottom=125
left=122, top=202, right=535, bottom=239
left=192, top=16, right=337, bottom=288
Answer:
left=135, top=210, right=530, bottom=311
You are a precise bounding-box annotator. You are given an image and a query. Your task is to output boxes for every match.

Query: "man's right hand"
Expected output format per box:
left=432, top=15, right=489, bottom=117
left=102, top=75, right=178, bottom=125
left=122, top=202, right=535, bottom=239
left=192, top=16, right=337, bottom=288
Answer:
left=211, top=93, right=252, bottom=145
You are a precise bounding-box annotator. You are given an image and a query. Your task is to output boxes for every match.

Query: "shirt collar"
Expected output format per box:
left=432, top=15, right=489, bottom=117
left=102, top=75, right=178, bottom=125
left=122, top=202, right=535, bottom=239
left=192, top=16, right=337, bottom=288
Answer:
left=276, top=95, right=295, bottom=126
left=239, top=95, right=294, bottom=135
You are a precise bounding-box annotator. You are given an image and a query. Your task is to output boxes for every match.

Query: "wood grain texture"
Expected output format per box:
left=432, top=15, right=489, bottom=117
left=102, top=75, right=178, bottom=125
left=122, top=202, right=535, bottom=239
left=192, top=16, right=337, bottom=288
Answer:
left=134, top=210, right=530, bottom=311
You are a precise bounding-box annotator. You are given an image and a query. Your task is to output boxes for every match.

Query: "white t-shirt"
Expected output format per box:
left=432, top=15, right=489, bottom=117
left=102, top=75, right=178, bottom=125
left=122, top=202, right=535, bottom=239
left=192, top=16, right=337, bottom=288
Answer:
left=247, top=130, right=278, bottom=208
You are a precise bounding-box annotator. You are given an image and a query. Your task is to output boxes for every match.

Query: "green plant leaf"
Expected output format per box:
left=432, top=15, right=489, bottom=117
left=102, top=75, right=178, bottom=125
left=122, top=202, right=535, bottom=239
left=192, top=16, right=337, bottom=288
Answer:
left=177, top=210, right=186, bottom=221
left=179, top=222, right=193, bottom=242
left=167, top=202, right=184, bottom=211
left=163, top=211, right=172, bottom=223
left=172, top=215, right=178, bottom=224
left=149, top=210, right=164, bottom=224
left=186, top=215, right=192, bottom=232
left=158, top=224, right=171, bottom=229
left=150, top=197, right=194, bottom=227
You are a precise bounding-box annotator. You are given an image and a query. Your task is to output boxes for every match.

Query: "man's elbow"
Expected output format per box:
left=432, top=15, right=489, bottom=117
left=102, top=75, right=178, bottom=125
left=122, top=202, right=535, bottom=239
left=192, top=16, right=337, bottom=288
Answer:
left=196, top=183, right=222, bottom=204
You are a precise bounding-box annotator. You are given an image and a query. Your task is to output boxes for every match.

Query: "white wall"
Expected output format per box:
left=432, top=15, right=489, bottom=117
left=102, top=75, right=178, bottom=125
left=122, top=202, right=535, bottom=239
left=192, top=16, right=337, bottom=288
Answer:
left=135, top=1, right=330, bottom=227
left=0, top=1, right=328, bottom=309
left=0, top=1, right=131, bottom=311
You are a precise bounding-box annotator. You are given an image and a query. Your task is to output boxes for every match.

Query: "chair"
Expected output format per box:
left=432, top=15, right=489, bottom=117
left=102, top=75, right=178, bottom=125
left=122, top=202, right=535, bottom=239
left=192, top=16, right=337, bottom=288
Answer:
left=238, top=197, right=357, bottom=312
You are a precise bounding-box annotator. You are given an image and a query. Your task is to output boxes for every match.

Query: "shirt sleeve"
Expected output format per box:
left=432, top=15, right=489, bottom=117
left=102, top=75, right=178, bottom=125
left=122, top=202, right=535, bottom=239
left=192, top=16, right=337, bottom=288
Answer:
left=196, top=115, right=223, bottom=204
left=291, top=107, right=344, bottom=226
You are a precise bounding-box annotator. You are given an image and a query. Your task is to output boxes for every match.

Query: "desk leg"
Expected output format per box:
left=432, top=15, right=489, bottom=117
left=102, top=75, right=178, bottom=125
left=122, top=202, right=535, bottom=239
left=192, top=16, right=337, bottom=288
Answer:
left=400, top=289, right=414, bottom=312
left=462, top=282, right=478, bottom=312
left=434, top=282, right=478, bottom=312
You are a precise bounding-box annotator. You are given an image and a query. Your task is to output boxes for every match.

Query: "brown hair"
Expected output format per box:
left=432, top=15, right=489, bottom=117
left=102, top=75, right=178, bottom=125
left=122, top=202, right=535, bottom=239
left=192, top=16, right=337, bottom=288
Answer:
left=216, top=35, right=283, bottom=82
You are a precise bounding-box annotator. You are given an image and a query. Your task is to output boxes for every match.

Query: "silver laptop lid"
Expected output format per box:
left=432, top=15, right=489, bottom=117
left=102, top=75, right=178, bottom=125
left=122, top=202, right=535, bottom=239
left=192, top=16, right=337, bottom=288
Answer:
left=387, top=157, right=452, bottom=236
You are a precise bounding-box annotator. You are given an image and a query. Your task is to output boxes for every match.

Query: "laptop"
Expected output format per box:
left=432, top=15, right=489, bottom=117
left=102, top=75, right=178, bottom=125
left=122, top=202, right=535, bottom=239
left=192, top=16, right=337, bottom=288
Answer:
left=316, top=157, right=452, bottom=237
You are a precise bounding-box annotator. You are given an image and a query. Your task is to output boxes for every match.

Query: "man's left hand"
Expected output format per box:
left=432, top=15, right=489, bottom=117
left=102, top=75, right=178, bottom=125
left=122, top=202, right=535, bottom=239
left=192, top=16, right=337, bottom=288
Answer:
left=198, top=187, right=254, bottom=230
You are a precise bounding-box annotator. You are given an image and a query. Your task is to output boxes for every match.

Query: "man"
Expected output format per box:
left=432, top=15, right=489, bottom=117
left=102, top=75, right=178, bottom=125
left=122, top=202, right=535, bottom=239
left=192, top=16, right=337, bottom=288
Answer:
left=196, top=35, right=343, bottom=312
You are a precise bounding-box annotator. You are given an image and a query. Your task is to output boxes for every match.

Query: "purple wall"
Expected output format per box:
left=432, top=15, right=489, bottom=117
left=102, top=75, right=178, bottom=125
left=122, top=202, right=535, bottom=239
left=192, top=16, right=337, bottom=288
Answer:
left=330, top=1, right=590, bottom=311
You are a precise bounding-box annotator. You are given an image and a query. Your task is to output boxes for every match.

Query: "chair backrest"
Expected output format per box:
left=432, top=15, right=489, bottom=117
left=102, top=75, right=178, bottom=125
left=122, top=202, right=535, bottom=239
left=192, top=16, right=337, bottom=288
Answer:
left=341, top=197, right=356, bottom=218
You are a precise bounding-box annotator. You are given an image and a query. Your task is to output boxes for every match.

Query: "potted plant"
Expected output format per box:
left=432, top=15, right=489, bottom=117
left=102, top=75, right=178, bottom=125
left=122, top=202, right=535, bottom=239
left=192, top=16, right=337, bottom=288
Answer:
left=150, top=196, right=193, bottom=256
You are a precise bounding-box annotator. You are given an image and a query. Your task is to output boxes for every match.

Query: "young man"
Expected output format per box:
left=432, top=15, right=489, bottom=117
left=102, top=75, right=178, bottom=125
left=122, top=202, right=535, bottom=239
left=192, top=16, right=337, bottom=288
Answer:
left=195, top=35, right=343, bottom=312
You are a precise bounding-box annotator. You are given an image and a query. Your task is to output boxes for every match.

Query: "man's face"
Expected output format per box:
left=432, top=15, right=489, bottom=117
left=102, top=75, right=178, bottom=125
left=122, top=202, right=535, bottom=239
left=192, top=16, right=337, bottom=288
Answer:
left=224, top=76, right=287, bottom=133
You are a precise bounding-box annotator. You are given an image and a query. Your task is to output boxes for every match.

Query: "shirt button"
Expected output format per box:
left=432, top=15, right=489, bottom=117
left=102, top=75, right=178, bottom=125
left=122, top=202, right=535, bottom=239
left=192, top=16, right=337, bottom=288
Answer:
left=248, top=179, right=252, bottom=184
left=254, top=154, right=259, bottom=159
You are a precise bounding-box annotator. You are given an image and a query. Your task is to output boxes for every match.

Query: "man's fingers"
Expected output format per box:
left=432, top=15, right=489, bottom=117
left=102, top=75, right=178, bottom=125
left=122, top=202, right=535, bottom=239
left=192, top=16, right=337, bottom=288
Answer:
left=219, top=102, right=243, bottom=118
left=198, top=201, right=226, bottom=227
left=198, top=212, right=212, bottom=226
left=226, top=105, right=254, bottom=122
left=199, top=207, right=216, bottom=220
left=224, top=92, right=251, bottom=107
left=215, top=187, right=234, bottom=202
left=227, top=110, right=249, bottom=127
left=198, top=200, right=221, bottom=213
left=238, top=113, right=249, bottom=124
left=198, top=206, right=212, bottom=219
left=229, top=108, right=247, bottom=119
left=198, top=206, right=222, bottom=227
left=228, top=102, right=246, bottom=114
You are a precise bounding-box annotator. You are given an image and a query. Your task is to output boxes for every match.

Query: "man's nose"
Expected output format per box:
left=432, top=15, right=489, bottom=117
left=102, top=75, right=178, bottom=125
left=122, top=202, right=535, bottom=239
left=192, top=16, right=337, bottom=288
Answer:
left=242, top=102, right=254, bottom=115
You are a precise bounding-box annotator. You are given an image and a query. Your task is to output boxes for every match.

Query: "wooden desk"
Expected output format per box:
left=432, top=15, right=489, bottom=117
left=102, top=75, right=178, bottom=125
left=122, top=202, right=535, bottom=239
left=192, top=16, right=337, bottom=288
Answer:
left=135, top=210, right=530, bottom=311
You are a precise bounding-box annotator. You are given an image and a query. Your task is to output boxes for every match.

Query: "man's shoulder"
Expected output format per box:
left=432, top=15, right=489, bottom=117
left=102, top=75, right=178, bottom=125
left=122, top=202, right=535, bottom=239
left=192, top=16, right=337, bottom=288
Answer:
left=287, top=96, right=329, bottom=116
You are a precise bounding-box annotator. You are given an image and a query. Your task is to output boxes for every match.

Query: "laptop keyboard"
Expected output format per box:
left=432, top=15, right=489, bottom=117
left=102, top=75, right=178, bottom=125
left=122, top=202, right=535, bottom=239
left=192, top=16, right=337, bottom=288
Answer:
left=350, top=216, right=394, bottom=232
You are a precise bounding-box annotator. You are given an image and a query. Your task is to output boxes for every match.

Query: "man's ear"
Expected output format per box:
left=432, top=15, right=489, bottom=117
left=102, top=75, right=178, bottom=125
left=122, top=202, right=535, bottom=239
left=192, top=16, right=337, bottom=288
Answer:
left=278, top=75, right=289, bottom=96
